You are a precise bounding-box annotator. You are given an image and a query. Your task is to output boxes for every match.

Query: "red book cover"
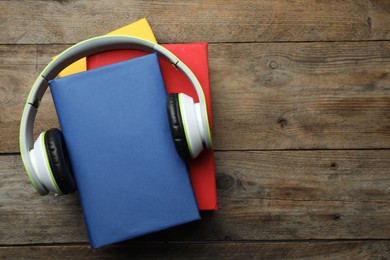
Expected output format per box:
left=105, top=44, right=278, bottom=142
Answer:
left=87, top=43, right=217, bottom=210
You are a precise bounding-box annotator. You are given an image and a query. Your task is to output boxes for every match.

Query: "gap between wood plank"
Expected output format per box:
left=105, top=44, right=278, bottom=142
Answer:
left=1, top=238, right=390, bottom=248
left=2, top=39, right=390, bottom=47
left=1, top=148, right=390, bottom=156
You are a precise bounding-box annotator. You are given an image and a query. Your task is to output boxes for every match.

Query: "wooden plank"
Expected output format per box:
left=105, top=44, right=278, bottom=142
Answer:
left=0, top=0, right=389, bottom=44
left=1, top=151, right=389, bottom=244
left=211, top=41, right=390, bottom=150
left=1, top=42, right=390, bottom=152
left=1, top=241, right=390, bottom=259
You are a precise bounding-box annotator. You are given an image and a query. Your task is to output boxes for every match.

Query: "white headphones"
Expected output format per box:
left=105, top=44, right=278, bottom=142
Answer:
left=20, top=35, right=213, bottom=195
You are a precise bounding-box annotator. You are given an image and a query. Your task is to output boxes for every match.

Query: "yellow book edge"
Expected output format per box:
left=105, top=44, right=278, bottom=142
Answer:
left=53, top=18, right=157, bottom=78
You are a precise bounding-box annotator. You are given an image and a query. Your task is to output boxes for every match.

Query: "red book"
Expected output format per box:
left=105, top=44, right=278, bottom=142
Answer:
left=87, top=43, right=217, bottom=210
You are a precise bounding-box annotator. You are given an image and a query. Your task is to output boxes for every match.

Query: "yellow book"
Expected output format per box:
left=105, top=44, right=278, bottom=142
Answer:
left=54, top=18, right=157, bottom=77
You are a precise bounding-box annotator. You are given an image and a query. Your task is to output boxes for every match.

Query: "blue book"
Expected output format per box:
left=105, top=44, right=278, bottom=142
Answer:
left=49, top=53, right=200, bottom=248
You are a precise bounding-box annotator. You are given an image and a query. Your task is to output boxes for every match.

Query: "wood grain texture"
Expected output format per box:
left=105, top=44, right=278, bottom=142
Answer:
left=2, top=1, right=390, bottom=257
left=1, top=241, right=390, bottom=259
left=0, top=0, right=389, bottom=44
left=211, top=41, right=390, bottom=150
left=1, top=42, right=389, bottom=152
left=2, top=151, right=389, bottom=244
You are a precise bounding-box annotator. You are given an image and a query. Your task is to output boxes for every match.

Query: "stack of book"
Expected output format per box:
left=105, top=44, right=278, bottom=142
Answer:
left=49, top=18, right=217, bottom=248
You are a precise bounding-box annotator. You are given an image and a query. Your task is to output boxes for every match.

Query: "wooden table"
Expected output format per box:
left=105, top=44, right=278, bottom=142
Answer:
left=1, top=1, right=389, bottom=259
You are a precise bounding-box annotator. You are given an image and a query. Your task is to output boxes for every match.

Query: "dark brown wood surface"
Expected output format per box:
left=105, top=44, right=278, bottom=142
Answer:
left=1, top=0, right=390, bottom=44
left=1, top=242, right=390, bottom=259
left=1, top=0, right=389, bottom=259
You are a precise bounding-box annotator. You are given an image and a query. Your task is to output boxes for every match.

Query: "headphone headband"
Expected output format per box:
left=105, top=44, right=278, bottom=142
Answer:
left=20, top=35, right=212, bottom=194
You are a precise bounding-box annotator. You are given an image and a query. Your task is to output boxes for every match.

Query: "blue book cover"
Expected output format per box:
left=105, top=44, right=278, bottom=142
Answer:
left=49, top=53, right=200, bottom=248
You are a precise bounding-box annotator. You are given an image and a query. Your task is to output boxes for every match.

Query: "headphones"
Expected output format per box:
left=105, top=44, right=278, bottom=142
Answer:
left=20, top=35, right=213, bottom=196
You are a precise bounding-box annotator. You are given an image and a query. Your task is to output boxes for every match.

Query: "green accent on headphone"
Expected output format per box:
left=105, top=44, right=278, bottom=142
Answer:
left=185, top=67, right=213, bottom=148
left=19, top=118, right=45, bottom=195
left=204, top=101, right=213, bottom=147
left=178, top=94, right=193, bottom=158
left=21, top=153, right=45, bottom=195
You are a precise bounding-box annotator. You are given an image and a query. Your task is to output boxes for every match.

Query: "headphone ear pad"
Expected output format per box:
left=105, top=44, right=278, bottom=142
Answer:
left=44, top=128, right=76, bottom=194
left=167, top=93, right=191, bottom=160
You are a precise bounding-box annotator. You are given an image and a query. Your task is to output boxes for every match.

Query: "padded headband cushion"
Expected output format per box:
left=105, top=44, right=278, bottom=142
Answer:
left=167, top=94, right=191, bottom=160
left=44, top=128, right=76, bottom=194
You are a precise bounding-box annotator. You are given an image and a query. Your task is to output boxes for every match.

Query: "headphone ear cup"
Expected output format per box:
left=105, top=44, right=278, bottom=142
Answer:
left=44, top=128, right=76, bottom=194
left=167, top=93, right=191, bottom=160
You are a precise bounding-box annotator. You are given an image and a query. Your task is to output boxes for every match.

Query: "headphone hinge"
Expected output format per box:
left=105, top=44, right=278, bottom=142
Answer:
left=171, top=61, right=179, bottom=70
left=28, top=99, right=41, bottom=109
